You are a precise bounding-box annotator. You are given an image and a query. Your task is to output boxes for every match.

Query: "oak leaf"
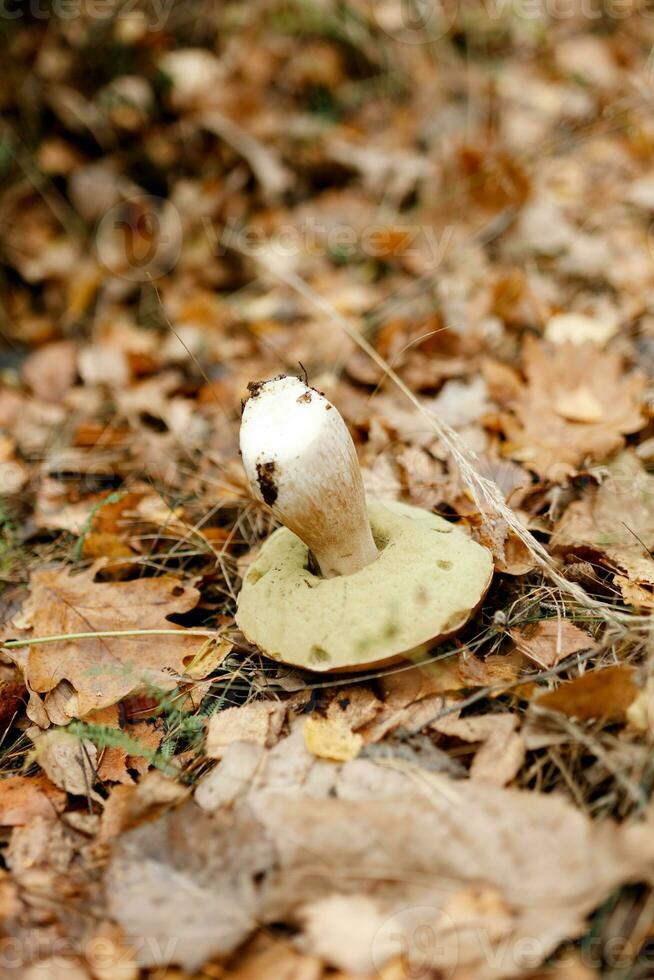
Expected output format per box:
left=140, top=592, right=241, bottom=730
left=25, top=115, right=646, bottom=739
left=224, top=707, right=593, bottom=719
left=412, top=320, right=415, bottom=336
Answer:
left=497, top=338, right=646, bottom=480
left=7, top=565, right=204, bottom=719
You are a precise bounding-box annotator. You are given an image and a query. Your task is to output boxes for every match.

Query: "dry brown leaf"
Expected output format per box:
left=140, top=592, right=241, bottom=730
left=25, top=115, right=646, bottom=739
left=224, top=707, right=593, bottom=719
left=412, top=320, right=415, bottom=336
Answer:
left=127, top=721, right=165, bottom=775
left=85, top=922, right=139, bottom=980
left=107, top=736, right=654, bottom=977
left=303, top=715, right=363, bottom=762
left=205, top=701, right=286, bottom=759
left=552, top=451, right=654, bottom=601
left=22, top=959, right=91, bottom=980
left=494, top=532, right=538, bottom=576
left=222, top=933, right=322, bottom=980
left=431, top=712, right=525, bottom=786
left=360, top=661, right=466, bottom=743
left=0, top=774, right=66, bottom=826
left=107, top=804, right=271, bottom=970
left=497, top=338, right=646, bottom=480
left=84, top=706, right=163, bottom=783
left=7, top=565, right=204, bottom=719
left=0, top=666, right=27, bottom=728
left=457, top=650, right=522, bottom=691
left=509, top=619, right=595, bottom=669
left=535, top=665, right=638, bottom=721
left=34, top=729, right=99, bottom=798
left=99, top=771, right=188, bottom=841
left=22, top=340, right=77, bottom=402
left=325, top=685, right=383, bottom=731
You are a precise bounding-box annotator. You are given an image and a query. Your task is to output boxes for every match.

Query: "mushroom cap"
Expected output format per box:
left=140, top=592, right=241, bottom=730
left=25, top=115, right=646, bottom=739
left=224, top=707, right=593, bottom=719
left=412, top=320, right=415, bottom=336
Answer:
left=236, top=500, right=494, bottom=672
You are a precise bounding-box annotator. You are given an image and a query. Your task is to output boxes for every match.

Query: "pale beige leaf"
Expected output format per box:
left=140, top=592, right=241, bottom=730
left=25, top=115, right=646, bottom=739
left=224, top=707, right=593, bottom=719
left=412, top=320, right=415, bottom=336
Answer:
left=206, top=702, right=286, bottom=759
left=107, top=736, right=654, bottom=977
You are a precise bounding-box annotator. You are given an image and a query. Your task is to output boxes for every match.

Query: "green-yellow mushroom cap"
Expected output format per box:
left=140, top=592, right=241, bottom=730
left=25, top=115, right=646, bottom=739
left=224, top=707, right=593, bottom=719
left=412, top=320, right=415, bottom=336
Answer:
left=237, top=376, right=493, bottom=672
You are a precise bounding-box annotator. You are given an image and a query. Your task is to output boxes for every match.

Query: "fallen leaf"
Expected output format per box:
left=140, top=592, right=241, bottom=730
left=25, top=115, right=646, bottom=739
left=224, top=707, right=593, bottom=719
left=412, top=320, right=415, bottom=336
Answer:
left=106, top=803, right=273, bottom=971
left=545, top=312, right=617, bottom=347
left=195, top=742, right=265, bottom=812
left=99, top=771, right=188, bottom=841
left=325, top=685, right=383, bottom=731
left=85, top=922, right=139, bottom=980
left=84, top=706, right=163, bottom=784
left=457, top=650, right=522, bottom=691
left=206, top=701, right=286, bottom=759
left=0, top=667, right=26, bottom=728
left=107, top=737, right=654, bottom=976
left=497, top=338, right=646, bottom=480
left=303, top=715, right=363, bottom=762
left=360, top=660, right=466, bottom=743
left=553, top=386, right=605, bottom=424
left=34, top=729, right=99, bottom=797
left=494, top=532, right=538, bottom=576
left=552, top=451, right=654, bottom=598
left=535, top=665, right=638, bottom=721
left=7, top=565, right=204, bottom=720
left=626, top=678, right=654, bottom=734
left=509, top=619, right=595, bottom=669
left=0, top=774, right=66, bottom=826
left=222, top=934, right=322, bottom=980
left=431, top=712, right=525, bottom=786
left=22, top=340, right=77, bottom=402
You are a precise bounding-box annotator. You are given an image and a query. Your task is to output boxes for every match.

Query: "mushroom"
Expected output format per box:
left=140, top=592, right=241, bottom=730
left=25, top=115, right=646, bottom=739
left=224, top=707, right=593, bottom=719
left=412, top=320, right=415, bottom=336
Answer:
left=237, top=375, right=493, bottom=672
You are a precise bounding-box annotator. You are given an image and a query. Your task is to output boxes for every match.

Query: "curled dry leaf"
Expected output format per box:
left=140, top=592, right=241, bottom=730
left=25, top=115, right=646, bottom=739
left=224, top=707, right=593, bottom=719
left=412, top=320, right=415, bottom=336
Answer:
left=496, top=338, right=646, bottom=480
left=509, top=619, right=595, bottom=669
left=7, top=565, right=204, bottom=721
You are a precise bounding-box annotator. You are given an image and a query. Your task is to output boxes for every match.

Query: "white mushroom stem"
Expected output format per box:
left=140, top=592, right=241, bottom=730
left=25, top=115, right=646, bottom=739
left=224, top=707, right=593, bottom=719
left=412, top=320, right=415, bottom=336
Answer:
left=240, top=376, right=378, bottom=578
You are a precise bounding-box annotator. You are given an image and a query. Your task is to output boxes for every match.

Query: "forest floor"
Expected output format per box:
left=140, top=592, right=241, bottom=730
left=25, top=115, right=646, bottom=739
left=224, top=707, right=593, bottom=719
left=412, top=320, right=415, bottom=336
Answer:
left=1, top=2, right=654, bottom=978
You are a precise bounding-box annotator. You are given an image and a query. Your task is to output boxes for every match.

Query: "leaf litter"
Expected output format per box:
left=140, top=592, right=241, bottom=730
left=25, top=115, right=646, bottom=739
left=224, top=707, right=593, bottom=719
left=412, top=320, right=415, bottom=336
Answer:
left=0, top=4, right=654, bottom=977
